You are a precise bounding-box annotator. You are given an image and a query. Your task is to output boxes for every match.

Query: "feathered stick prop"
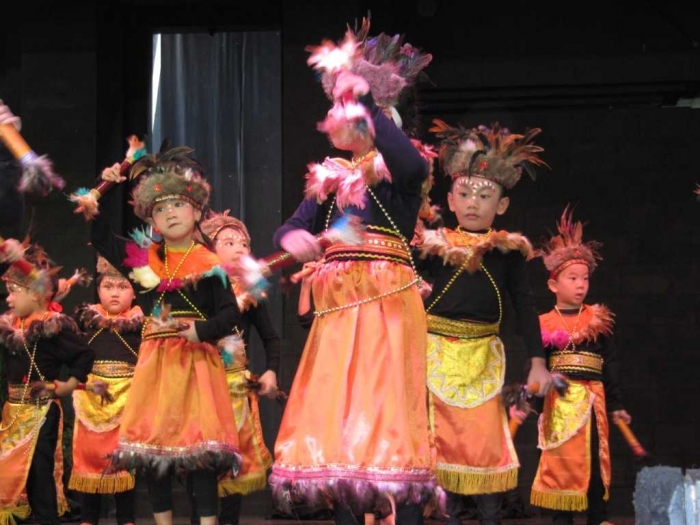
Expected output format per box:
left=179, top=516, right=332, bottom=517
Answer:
left=245, top=372, right=289, bottom=404
left=0, top=123, right=65, bottom=196
left=503, top=376, right=569, bottom=438
left=232, top=215, right=363, bottom=298
left=307, top=30, right=376, bottom=140
left=30, top=380, right=114, bottom=405
left=615, top=419, right=648, bottom=459
left=69, top=135, right=146, bottom=220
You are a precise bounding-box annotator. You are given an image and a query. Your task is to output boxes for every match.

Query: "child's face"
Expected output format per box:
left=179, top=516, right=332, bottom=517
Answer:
left=149, top=198, right=201, bottom=244
left=447, top=176, right=509, bottom=231
left=98, top=277, right=135, bottom=316
left=214, top=227, right=251, bottom=264
left=548, top=263, right=590, bottom=308
left=5, top=282, right=42, bottom=318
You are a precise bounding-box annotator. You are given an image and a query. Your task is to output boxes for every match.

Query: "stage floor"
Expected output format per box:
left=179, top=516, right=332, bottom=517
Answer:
left=90, top=518, right=635, bottom=524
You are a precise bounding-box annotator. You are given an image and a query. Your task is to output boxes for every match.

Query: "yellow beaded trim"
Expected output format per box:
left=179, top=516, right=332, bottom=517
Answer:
left=426, top=314, right=499, bottom=339
left=91, top=360, right=135, bottom=378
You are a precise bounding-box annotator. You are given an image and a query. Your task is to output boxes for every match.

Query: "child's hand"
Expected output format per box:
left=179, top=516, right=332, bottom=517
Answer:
left=100, top=162, right=124, bottom=183
left=0, top=100, right=21, bottom=130
left=332, top=70, right=370, bottom=100
left=54, top=378, right=79, bottom=397
left=0, top=238, right=25, bottom=263
left=527, top=357, right=553, bottom=397
left=53, top=278, right=73, bottom=303
left=509, top=404, right=529, bottom=423
left=280, top=229, right=322, bottom=263
left=178, top=323, right=200, bottom=343
left=611, top=409, right=632, bottom=425
left=257, top=370, right=279, bottom=399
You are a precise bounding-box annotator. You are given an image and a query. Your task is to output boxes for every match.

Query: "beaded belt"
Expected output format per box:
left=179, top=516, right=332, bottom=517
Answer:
left=92, top=360, right=135, bottom=378
left=325, top=230, right=411, bottom=265
left=142, top=314, right=204, bottom=341
left=549, top=351, right=603, bottom=374
left=8, top=383, right=55, bottom=404
left=427, top=314, right=499, bottom=339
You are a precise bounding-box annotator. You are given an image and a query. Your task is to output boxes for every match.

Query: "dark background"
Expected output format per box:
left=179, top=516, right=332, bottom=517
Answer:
left=2, top=0, right=700, bottom=519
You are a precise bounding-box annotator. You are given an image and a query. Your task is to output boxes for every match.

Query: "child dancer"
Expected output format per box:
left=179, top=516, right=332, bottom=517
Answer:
left=530, top=208, right=631, bottom=525
left=68, top=256, right=143, bottom=525
left=91, top=147, right=242, bottom=525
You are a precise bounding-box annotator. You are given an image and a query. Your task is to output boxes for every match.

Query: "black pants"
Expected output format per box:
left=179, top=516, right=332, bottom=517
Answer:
left=446, top=491, right=503, bottom=525
left=79, top=490, right=136, bottom=525
left=147, top=470, right=218, bottom=518
left=188, top=492, right=243, bottom=525
left=552, top=412, right=608, bottom=525
left=333, top=502, right=424, bottom=525
left=26, top=402, right=61, bottom=525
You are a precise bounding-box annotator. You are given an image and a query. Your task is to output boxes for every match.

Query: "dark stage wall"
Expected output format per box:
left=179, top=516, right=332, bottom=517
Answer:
left=1, top=0, right=699, bottom=519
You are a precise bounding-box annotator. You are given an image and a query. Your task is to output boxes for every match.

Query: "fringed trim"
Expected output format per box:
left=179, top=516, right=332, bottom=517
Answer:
left=436, top=466, right=518, bottom=496
left=540, top=304, right=615, bottom=348
left=0, top=312, right=79, bottom=355
left=304, top=154, right=392, bottom=209
left=57, top=497, right=70, bottom=517
left=417, top=228, right=533, bottom=273
left=218, top=472, right=268, bottom=496
left=74, top=304, right=144, bottom=333
left=269, top=471, right=436, bottom=516
left=68, top=471, right=135, bottom=494
left=0, top=504, right=31, bottom=525
left=530, top=488, right=588, bottom=512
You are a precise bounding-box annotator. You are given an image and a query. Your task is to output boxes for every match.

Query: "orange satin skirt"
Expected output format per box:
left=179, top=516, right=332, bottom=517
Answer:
left=69, top=362, right=135, bottom=493
left=0, top=398, right=69, bottom=525
left=427, top=330, right=518, bottom=495
left=112, top=328, right=241, bottom=475
left=531, top=380, right=610, bottom=511
left=218, top=366, right=272, bottom=496
left=270, top=258, right=434, bottom=514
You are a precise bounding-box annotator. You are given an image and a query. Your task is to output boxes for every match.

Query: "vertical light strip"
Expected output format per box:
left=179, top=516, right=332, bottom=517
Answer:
left=151, top=33, right=162, bottom=134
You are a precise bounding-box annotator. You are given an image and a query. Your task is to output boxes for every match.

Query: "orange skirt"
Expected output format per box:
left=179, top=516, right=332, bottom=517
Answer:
left=112, top=331, right=241, bottom=475
left=69, top=362, right=135, bottom=493
left=270, top=258, right=434, bottom=514
left=427, top=331, right=518, bottom=495
left=218, top=367, right=272, bottom=496
left=531, top=380, right=610, bottom=511
left=0, top=399, right=69, bottom=525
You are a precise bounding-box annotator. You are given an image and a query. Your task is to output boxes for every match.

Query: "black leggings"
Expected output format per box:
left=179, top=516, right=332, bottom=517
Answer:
left=26, top=402, right=61, bottom=525
left=333, top=502, right=424, bottom=525
left=80, top=490, right=136, bottom=525
left=147, top=470, right=218, bottom=518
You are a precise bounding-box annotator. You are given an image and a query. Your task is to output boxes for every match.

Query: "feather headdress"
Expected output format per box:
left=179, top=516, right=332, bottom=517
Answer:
left=536, top=206, right=602, bottom=278
left=429, top=119, right=548, bottom=190
left=129, top=143, right=210, bottom=221
left=199, top=209, right=251, bottom=244
left=307, top=16, right=432, bottom=109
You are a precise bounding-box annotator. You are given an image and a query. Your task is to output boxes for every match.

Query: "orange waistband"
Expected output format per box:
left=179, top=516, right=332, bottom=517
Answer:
left=325, top=231, right=410, bottom=265
left=549, top=351, right=603, bottom=374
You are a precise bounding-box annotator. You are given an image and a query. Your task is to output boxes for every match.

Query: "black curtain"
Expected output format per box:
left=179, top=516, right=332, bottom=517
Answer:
left=152, top=31, right=283, bottom=451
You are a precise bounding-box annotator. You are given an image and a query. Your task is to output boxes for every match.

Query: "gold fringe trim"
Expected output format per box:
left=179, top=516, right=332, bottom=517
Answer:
left=0, top=505, right=31, bottom=525
left=218, top=473, right=267, bottom=496
left=68, top=472, right=135, bottom=494
left=530, top=488, right=588, bottom=511
left=436, top=466, right=517, bottom=495
left=57, top=497, right=70, bottom=517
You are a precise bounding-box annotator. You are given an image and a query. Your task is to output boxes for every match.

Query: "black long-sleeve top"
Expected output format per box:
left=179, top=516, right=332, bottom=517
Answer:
left=273, top=93, right=428, bottom=247
left=74, top=304, right=142, bottom=365
left=90, top=189, right=241, bottom=343
left=420, top=249, right=545, bottom=359
left=239, top=303, right=280, bottom=375
left=0, top=314, right=95, bottom=384
left=547, top=308, right=623, bottom=412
